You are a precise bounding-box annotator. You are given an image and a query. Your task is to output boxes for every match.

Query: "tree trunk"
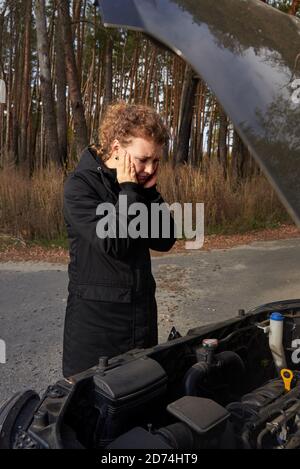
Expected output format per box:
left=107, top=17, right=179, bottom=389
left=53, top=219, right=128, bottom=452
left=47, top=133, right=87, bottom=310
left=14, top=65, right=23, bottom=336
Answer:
left=231, top=129, right=251, bottom=179
left=207, top=98, right=215, bottom=161
left=144, top=46, right=157, bottom=105
left=5, top=11, right=13, bottom=165
left=20, top=0, right=32, bottom=166
left=231, top=129, right=240, bottom=179
left=73, top=0, right=82, bottom=74
left=34, top=0, right=60, bottom=165
left=129, top=36, right=139, bottom=102
left=103, top=34, right=113, bottom=110
left=217, top=104, right=228, bottom=177
left=194, top=81, right=206, bottom=168
left=59, top=0, right=88, bottom=158
left=55, top=11, right=68, bottom=167
left=174, top=65, right=198, bottom=166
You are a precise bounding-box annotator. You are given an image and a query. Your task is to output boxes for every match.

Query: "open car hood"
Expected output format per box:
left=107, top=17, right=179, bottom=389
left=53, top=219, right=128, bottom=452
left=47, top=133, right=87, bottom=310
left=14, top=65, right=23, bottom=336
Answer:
left=95, top=0, right=300, bottom=227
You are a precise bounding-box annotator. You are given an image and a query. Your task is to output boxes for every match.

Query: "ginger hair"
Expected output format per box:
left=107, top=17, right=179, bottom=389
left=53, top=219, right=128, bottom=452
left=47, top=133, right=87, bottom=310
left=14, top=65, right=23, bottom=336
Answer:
left=90, top=102, right=169, bottom=162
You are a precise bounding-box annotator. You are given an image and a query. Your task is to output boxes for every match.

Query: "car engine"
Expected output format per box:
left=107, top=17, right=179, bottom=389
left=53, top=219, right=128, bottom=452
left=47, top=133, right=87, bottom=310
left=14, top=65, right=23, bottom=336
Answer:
left=1, top=300, right=300, bottom=449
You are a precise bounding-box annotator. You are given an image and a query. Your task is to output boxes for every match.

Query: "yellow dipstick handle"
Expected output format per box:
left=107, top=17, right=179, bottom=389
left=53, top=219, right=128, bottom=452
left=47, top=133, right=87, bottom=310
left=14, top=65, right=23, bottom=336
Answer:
left=280, top=368, right=294, bottom=392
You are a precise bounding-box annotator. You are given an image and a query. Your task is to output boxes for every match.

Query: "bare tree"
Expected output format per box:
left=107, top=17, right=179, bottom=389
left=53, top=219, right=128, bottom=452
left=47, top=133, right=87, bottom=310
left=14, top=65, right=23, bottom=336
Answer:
left=20, top=0, right=32, bottom=166
left=174, top=65, right=198, bottom=166
left=103, top=34, right=113, bottom=110
left=55, top=11, right=68, bottom=166
left=34, top=0, right=60, bottom=165
left=217, top=104, right=228, bottom=177
left=58, top=0, right=88, bottom=158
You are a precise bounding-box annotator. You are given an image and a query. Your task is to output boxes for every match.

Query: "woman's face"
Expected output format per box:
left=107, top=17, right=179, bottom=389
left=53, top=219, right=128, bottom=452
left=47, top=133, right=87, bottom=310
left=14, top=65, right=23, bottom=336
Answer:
left=117, top=137, right=163, bottom=185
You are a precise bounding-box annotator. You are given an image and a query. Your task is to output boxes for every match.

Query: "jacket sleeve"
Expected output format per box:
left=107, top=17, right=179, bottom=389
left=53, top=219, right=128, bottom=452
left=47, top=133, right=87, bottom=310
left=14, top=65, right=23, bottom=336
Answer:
left=141, top=184, right=177, bottom=252
left=63, top=174, right=149, bottom=259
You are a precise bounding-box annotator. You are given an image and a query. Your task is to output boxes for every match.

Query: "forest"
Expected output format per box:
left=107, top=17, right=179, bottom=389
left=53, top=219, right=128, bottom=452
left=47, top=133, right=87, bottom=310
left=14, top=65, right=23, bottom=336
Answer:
left=0, top=0, right=299, bottom=244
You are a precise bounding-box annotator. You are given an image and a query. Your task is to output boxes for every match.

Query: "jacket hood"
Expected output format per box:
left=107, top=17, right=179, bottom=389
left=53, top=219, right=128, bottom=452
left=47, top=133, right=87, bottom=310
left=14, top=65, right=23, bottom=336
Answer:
left=74, top=146, right=118, bottom=184
left=74, top=146, right=119, bottom=202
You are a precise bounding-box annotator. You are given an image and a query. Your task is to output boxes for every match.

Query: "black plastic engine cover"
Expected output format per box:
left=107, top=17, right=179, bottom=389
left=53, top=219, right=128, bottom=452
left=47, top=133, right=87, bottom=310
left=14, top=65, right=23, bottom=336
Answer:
left=93, top=357, right=168, bottom=447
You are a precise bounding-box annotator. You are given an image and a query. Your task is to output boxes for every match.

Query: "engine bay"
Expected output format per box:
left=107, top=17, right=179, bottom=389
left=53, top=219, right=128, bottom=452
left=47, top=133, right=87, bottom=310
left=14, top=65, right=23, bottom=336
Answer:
left=1, top=299, right=300, bottom=449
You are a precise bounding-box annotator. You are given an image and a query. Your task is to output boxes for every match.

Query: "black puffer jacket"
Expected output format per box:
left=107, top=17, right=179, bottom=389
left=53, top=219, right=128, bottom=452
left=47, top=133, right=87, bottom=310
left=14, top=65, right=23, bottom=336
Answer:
left=62, top=146, right=176, bottom=377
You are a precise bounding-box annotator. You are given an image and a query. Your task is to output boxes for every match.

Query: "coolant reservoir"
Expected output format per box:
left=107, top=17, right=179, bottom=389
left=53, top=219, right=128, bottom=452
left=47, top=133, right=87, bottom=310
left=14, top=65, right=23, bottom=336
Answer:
left=269, top=312, right=287, bottom=372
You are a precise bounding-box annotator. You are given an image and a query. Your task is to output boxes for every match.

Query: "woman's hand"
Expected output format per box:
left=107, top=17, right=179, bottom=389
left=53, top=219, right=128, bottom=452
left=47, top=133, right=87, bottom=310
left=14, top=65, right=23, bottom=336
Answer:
left=115, top=151, right=138, bottom=184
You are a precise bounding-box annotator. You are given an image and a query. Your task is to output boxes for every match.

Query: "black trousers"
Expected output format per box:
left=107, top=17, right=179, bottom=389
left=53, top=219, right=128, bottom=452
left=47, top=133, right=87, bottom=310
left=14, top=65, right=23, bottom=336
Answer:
left=62, top=286, right=158, bottom=378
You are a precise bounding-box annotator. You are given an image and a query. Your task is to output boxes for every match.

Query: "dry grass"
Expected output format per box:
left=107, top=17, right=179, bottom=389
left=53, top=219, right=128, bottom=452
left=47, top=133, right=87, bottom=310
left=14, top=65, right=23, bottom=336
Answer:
left=157, top=160, right=289, bottom=234
left=0, top=164, right=65, bottom=241
left=0, top=160, right=290, bottom=243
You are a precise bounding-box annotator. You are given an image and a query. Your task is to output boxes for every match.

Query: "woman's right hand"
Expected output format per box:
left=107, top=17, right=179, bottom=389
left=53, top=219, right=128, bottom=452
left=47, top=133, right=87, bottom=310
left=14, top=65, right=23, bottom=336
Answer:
left=115, top=151, right=138, bottom=184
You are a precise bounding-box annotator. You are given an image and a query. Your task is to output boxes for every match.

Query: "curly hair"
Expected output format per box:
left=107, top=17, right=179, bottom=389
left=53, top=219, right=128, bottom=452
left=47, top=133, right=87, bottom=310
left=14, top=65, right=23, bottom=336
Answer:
left=90, top=102, right=169, bottom=162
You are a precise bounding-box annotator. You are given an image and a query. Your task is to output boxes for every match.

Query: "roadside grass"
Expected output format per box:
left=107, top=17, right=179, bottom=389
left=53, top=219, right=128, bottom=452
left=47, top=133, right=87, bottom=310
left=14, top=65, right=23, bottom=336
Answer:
left=0, top=160, right=291, bottom=248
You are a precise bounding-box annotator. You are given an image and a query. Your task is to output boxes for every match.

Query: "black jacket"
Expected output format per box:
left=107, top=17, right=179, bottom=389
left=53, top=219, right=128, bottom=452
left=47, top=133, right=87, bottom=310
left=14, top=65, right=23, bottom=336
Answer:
left=62, top=146, right=176, bottom=377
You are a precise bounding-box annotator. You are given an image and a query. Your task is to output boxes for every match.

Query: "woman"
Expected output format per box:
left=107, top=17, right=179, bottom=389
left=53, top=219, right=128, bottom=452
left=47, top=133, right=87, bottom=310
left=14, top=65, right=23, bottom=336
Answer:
left=62, top=102, right=176, bottom=378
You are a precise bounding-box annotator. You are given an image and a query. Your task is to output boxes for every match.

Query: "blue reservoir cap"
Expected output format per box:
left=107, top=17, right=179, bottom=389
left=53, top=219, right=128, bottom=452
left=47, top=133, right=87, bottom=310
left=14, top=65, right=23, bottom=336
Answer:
left=270, top=312, right=284, bottom=321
